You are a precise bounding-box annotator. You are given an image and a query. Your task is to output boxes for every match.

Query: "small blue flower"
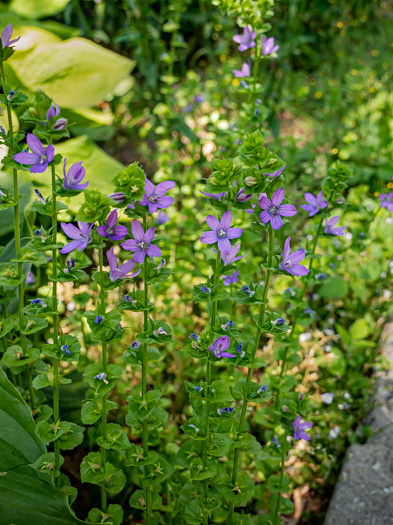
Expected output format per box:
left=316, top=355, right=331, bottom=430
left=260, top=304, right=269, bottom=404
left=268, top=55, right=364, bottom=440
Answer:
left=201, top=286, right=211, bottom=294
left=94, top=315, right=104, bottom=324
left=131, top=341, right=140, bottom=349
left=7, top=90, right=14, bottom=101
left=34, top=229, right=45, bottom=241
left=257, top=384, right=268, bottom=393
left=189, top=333, right=200, bottom=342
left=217, top=407, right=234, bottom=415
left=272, top=317, right=285, bottom=326
left=195, top=386, right=203, bottom=391
left=285, top=287, right=295, bottom=296
left=153, top=327, right=167, bottom=336
left=272, top=436, right=280, bottom=448
left=34, top=188, right=46, bottom=205
left=31, top=298, right=45, bottom=306
left=240, top=80, right=248, bottom=89
left=236, top=342, right=245, bottom=358
left=315, top=273, right=326, bottom=280
left=241, top=285, right=255, bottom=297
left=304, top=308, right=315, bottom=317
left=254, top=108, right=260, bottom=116
left=123, top=294, right=136, bottom=304
left=94, top=372, right=106, bottom=380
left=61, top=344, right=70, bottom=355
left=221, top=320, right=233, bottom=331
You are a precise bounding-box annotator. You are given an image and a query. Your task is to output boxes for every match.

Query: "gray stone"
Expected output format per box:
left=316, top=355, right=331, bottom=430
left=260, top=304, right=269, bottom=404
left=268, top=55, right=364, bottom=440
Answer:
left=325, top=324, right=393, bottom=525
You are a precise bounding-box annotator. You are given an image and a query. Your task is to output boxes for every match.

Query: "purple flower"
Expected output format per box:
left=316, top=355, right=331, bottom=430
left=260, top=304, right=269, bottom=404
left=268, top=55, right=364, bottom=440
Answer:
left=217, top=407, right=234, bottom=415
left=272, top=436, right=280, bottom=448
left=236, top=188, right=252, bottom=202
left=139, top=177, right=176, bottom=213
left=259, top=188, right=297, bottom=230
left=60, top=222, right=93, bottom=254
left=261, top=36, right=279, bottom=55
left=63, top=158, right=89, bottom=191
left=107, top=247, right=141, bottom=282
left=209, top=335, right=235, bottom=359
left=97, top=209, right=128, bottom=241
left=195, top=94, right=203, bottom=103
left=222, top=270, right=239, bottom=286
left=292, top=415, right=312, bottom=441
left=265, top=165, right=285, bottom=179
left=325, top=216, right=345, bottom=236
left=200, top=191, right=226, bottom=200
left=1, top=23, right=20, bottom=48
left=213, top=243, right=245, bottom=266
left=379, top=192, right=393, bottom=211
left=245, top=203, right=256, bottom=214
left=34, top=188, right=46, bottom=204
left=200, top=210, right=243, bottom=253
left=184, top=102, right=194, bottom=112
left=280, top=237, right=309, bottom=277
left=157, top=211, right=169, bottom=225
left=26, top=271, right=35, bottom=284
left=109, top=192, right=127, bottom=204
left=121, top=220, right=161, bottom=263
left=233, top=63, right=250, bottom=78
left=13, top=134, right=54, bottom=173
left=233, top=26, right=256, bottom=52
left=46, top=102, right=60, bottom=121
left=301, top=191, right=328, bottom=217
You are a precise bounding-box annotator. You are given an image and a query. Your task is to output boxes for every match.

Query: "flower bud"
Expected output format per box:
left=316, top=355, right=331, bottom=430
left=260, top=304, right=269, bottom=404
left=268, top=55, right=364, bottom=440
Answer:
left=245, top=176, right=257, bottom=186
left=209, top=176, right=219, bottom=186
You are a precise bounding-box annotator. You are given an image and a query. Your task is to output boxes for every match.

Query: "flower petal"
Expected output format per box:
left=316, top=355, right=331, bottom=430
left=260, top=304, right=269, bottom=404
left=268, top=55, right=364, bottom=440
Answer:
left=61, top=222, right=84, bottom=240
left=131, top=219, right=145, bottom=242
left=108, top=225, right=128, bottom=241
left=146, top=244, right=161, bottom=258
left=272, top=188, right=285, bottom=206
left=121, top=239, right=138, bottom=252
left=218, top=238, right=231, bottom=253
left=278, top=204, right=297, bottom=217
left=145, top=227, right=156, bottom=243
left=200, top=231, right=217, bottom=244
left=60, top=240, right=81, bottom=254
left=270, top=214, right=283, bottom=230
left=26, top=133, right=45, bottom=155
left=226, top=227, right=243, bottom=239
left=13, top=152, right=40, bottom=165
left=155, top=181, right=175, bottom=196
left=220, top=210, right=232, bottom=230
left=206, top=215, right=220, bottom=231
left=259, top=211, right=271, bottom=224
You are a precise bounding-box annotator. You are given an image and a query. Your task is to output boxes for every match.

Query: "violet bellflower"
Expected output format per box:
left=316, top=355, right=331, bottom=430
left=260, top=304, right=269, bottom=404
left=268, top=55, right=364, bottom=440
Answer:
left=139, top=177, right=175, bottom=213
left=46, top=102, right=60, bottom=121
left=106, top=247, right=141, bottom=282
left=121, top=220, right=161, bottom=263
left=379, top=192, right=393, bottom=212
left=200, top=190, right=226, bottom=200
left=325, top=216, right=345, bottom=236
left=301, top=191, right=328, bottom=217
left=60, top=222, right=93, bottom=254
left=97, top=209, right=128, bottom=241
left=157, top=211, right=169, bottom=225
left=109, top=192, right=127, bottom=204
left=13, top=134, right=54, bottom=173
left=222, top=270, right=239, bottom=286
left=292, top=415, right=312, bottom=441
left=200, top=210, right=243, bottom=253
left=280, top=237, right=309, bottom=276
left=233, top=63, right=250, bottom=78
left=259, top=188, right=297, bottom=230
left=209, top=336, right=235, bottom=359
left=213, top=243, right=245, bottom=265
left=261, top=36, right=279, bottom=56
left=1, top=23, right=20, bottom=48
left=233, top=26, right=256, bottom=52
left=63, top=158, right=89, bottom=191
left=236, top=188, right=252, bottom=202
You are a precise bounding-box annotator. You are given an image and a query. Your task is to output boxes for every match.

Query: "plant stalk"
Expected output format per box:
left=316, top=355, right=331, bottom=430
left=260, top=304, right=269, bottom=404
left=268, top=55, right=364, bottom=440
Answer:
left=99, top=246, right=108, bottom=511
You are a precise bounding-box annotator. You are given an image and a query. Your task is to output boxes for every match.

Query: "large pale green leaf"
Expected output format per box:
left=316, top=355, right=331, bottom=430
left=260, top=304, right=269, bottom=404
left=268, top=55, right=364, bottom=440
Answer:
left=0, top=468, right=79, bottom=524
left=0, top=368, right=45, bottom=470
left=9, top=32, right=134, bottom=107
left=10, top=0, right=71, bottom=19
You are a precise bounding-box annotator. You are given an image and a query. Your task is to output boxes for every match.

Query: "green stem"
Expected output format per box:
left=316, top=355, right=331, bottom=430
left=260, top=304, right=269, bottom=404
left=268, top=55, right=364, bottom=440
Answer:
left=202, top=250, right=221, bottom=525
left=229, top=226, right=274, bottom=524
left=50, top=158, right=60, bottom=485
left=142, top=214, right=152, bottom=524
left=272, top=438, right=287, bottom=525
left=0, top=62, right=35, bottom=407
left=99, top=247, right=107, bottom=511
left=248, top=39, right=261, bottom=109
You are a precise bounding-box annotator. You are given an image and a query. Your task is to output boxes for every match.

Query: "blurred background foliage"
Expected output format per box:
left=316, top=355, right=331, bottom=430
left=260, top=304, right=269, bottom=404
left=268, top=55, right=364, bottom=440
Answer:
left=1, top=0, right=393, bottom=522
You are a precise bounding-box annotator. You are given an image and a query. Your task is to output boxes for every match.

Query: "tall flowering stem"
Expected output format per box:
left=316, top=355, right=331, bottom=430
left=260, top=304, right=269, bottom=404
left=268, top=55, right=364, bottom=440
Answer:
left=0, top=61, right=35, bottom=406
left=142, top=213, right=152, bottom=523
left=228, top=225, right=274, bottom=523
left=98, top=246, right=108, bottom=511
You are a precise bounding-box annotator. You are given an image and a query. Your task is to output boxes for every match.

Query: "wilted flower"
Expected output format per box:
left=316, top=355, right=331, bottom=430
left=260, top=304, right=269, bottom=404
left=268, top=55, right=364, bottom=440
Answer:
left=153, top=327, right=167, bottom=336
left=62, top=158, right=89, bottom=191
left=257, top=384, right=268, bottom=393
left=107, top=247, right=141, bottom=282
left=130, top=341, right=140, bottom=349
left=201, top=286, right=211, bottom=294
left=325, top=216, right=345, bottom=236
left=259, top=188, right=297, bottom=230
left=233, top=26, right=256, bottom=52
left=31, top=298, right=45, bottom=306
left=221, top=320, right=233, bottom=331
left=94, top=372, right=108, bottom=384
left=292, top=415, right=312, bottom=441
left=189, top=333, right=200, bottom=342
left=121, top=220, right=161, bottom=263
left=315, top=273, right=326, bottom=280
left=301, top=191, right=328, bottom=217
left=217, top=407, right=235, bottom=415
left=265, top=165, right=285, bottom=179
left=60, top=222, right=93, bottom=254
left=65, top=258, right=76, bottom=273
left=94, top=315, right=104, bottom=324
left=280, top=237, right=309, bottom=276
left=14, top=134, right=54, bottom=173
left=241, top=285, right=255, bottom=296
left=97, top=209, right=128, bottom=241
left=139, top=177, right=176, bottom=213
left=61, top=344, right=70, bottom=356
left=34, top=229, right=45, bottom=241
left=261, top=36, right=279, bottom=55
left=233, top=63, right=250, bottom=78
left=200, top=210, right=243, bottom=253
left=272, top=317, right=285, bottom=326
left=222, top=270, right=239, bottom=286
left=209, top=335, right=235, bottom=358
left=236, top=342, right=245, bottom=358
left=1, top=23, right=20, bottom=48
